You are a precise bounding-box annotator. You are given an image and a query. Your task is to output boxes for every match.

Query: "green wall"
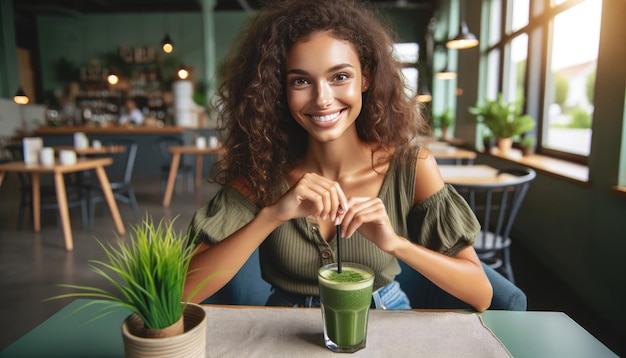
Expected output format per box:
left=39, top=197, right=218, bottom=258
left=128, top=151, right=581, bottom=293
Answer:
left=36, top=12, right=214, bottom=96
left=0, top=0, right=18, bottom=99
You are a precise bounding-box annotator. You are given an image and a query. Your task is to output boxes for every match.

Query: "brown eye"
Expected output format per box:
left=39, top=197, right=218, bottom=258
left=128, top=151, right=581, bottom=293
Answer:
left=333, top=73, right=350, bottom=82
left=291, top=78, right=310, bottom=86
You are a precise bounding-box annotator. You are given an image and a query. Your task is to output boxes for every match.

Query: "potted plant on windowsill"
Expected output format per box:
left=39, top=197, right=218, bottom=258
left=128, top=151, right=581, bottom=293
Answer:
left=519, top=134, right=536, bottom=156
left=469, top=93, right=536, bottom=154
left=482, top=129, right=495, bottom=153
left=48, top=216, right=215, bottom=358
left=433, top=109, right=454, bottom=140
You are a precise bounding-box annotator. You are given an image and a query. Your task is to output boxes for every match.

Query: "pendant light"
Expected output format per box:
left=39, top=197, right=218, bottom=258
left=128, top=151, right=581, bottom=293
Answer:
left=436, top=65, right=457, bottom=80
left=161, top=34, right=174, bottom=53
left=13, top=87, right=29, bottom=104
left=161, top=13, right=174, bottom=53
left=446, top=0, right=478, bottom=50
left=107, top=74, right=120, bottom=85
left=416, top=84, right=432, bottom=103
left=435, top=46, right=457, bottom=80
left=106, top=15, right=120, bottom=85
left=177, top=66, right=189, bottom=80
left=176, top=20, right=189, bottom=80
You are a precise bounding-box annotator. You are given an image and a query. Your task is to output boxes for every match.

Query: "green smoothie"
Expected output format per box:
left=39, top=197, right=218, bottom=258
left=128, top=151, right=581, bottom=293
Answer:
left=318, top=263, right=374, bottom=353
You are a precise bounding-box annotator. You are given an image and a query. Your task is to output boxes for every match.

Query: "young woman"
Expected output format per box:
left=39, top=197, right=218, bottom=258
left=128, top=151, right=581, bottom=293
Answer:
left=184, top=0, right=494, bottom=311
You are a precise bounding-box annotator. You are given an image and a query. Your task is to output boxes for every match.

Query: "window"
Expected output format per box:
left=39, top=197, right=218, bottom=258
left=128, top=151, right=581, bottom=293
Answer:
left=392, top=43, right=420, bottom=98
left=481, top=0, right=602, bottom=163
left=543, top=0, right=601, bottom=157
left=505, top=33, right=527, bottom=102
left=509, top=0, right=529, bottom=32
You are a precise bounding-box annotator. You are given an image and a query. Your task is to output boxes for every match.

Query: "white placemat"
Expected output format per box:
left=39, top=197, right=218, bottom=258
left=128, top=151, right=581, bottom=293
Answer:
left=205, top=307, right=511, bottom=358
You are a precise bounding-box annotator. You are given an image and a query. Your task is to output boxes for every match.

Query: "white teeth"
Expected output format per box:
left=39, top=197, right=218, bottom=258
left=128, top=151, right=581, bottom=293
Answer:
left=311, top=111, right=341, bottom=122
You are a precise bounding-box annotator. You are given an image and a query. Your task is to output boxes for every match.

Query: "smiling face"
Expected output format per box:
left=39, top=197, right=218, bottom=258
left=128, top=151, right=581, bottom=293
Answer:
left=285, top=31, right=368, bottom=143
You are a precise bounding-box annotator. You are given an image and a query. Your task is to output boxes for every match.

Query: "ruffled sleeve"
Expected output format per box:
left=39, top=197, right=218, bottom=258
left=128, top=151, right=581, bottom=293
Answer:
left=407, top=184, right=480, bottom=256
left=188, top=186, right=259, bottom=245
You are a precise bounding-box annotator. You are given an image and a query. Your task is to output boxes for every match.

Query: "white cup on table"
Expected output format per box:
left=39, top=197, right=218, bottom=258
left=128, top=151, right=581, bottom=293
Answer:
left=195, top=137, right=207, bottom=148
left=74, top=132, right=88, bottom=149
left=39, top=147, right=55, bottom=166
left=208, top=136, right=219, bottom=148
left=59, top=150, right=77, bottom=165
left=92, top=140, right=102, bottom=149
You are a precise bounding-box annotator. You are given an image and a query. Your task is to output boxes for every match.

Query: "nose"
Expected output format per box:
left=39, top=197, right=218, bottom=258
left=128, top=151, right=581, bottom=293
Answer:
left=316, top=82, right=333, bottom=108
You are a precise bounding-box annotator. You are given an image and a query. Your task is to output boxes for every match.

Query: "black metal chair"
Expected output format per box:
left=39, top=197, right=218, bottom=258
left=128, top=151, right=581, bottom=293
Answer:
left=156, top=136, right=194, bottom=194
left=450, top=167, right=536, bottom=283
left=87, top=139, right=140, bottom=229
left=5, top=143, right=88, bottom=230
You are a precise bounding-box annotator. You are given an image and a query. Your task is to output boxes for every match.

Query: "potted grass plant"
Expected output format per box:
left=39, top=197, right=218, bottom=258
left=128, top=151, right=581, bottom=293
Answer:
left=48, top=216, right=214, bottom=358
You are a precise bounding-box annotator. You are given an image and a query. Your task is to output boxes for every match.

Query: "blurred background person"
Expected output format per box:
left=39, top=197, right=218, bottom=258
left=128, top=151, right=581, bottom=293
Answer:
left=119, top=98, right=143, bottom=126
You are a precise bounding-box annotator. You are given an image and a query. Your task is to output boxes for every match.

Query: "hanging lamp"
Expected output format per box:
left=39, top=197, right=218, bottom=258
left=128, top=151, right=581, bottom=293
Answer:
left=13, top=87, right=29, bottom=104
left=436, top=65, right=457, bottom=80
left=106, top=15, right=120, bottom=85
left=161, top=34, right=174, bottom=53
left=416, top=84, right=432, bottom=103
left=177, top=65, right=189, bottom=80
left=107, top=74, right=120, bottom=85
left=446, top=0, right=478, bottom=50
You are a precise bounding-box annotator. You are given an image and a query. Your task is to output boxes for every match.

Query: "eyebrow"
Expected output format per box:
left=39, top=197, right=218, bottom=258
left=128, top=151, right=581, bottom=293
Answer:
left=286, top=63, right=355, bottom=76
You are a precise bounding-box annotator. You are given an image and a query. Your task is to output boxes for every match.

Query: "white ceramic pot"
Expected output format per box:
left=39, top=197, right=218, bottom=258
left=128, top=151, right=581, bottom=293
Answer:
left=122, top=303, right=207, bottom=358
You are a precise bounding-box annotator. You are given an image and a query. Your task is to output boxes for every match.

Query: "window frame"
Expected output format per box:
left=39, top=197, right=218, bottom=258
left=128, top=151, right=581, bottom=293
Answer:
left=480, top=0, right=599, bottom=165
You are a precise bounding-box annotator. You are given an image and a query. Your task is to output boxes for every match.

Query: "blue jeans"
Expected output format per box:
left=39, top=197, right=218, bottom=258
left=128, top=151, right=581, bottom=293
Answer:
left=266, top=280, right=411, bottom=310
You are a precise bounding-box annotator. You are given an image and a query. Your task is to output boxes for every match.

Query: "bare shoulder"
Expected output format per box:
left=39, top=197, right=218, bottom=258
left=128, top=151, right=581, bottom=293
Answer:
left=413, top=147, right=445, bottom=204
left=230, top=177, right=257, bottom=202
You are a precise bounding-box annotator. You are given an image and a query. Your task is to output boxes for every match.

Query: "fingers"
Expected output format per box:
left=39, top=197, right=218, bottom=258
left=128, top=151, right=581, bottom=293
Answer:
left=294, top=173, right=349, bottom=221
left=339, top=197, right=386, bottom=238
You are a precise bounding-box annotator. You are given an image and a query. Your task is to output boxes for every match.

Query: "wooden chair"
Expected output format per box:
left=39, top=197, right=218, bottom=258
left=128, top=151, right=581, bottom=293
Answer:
left=200, top=247, right=527, bottom=311
left=450, top=167, right=537, bottom=283
left=87, top=139, right=140, bottom=229
left=156, top=136, right=194, bottom=194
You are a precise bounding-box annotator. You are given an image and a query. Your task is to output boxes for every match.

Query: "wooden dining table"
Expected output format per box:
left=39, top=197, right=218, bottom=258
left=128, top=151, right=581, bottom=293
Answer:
left=53, top=145, right=126, bottom=157
left=438, top=164, right=521, bottom=185
left=0, top=158, right=126, bottom=251
left=427, top=142, right=477, bottom=164
left=162, top=145, right=222, bottom=208
left=0, top=299, right=617, bottom=357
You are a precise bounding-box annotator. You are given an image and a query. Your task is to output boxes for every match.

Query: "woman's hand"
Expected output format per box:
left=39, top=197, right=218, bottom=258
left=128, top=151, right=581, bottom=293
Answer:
left=339, top=197, right=401, bottom=253
left=270, top=173, right=349, bottom=223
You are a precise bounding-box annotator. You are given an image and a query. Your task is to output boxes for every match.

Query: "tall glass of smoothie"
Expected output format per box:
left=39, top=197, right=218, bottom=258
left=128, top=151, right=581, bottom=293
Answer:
left=318, top=262, right=374, bottom=353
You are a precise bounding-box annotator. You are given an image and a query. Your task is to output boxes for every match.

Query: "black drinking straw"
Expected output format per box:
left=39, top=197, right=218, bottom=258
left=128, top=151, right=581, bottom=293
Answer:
left=336, top=224, right=342, bottom=273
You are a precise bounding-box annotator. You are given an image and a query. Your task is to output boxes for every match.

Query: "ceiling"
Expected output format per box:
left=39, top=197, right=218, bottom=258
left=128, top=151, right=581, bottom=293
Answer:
left=12, top=0, right=438, bottom=17
left=12, top=0, right=438, bottom=48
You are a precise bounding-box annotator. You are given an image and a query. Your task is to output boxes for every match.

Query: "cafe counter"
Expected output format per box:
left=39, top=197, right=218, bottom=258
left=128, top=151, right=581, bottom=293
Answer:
left=33, top=126, right=216, bottom=178
left=34, top=125, right=185, bottom=135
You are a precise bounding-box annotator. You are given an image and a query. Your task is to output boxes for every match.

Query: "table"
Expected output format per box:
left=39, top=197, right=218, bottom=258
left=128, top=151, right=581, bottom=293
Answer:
left=162, top=145, right=222, bottom=208
left=0, top=158, right=126, bottom=251
left=53, top=145, right=126, bottom=156
left=428, top=143, right=477, bottom=164
left=439, top=164, right=520, bottom=185
left=0, top=299, right=617, bottom=357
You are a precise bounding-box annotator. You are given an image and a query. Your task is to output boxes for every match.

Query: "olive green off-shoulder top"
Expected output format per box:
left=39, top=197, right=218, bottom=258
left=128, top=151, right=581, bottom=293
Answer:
left=189, top=147, right=480, bottom=295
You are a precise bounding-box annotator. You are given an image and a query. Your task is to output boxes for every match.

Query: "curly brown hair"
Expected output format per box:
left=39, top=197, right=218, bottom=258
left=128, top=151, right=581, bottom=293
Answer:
left=211, top=0, right=431, bottom=206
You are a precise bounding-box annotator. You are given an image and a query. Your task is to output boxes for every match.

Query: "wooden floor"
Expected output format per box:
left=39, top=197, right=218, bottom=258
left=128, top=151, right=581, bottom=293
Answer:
left=0, top=175, right=623, bottom=355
